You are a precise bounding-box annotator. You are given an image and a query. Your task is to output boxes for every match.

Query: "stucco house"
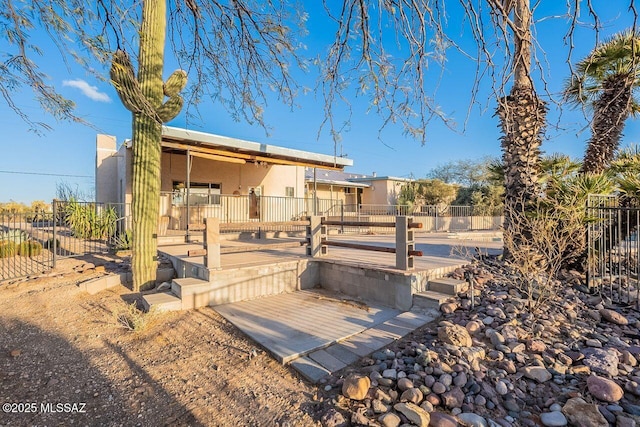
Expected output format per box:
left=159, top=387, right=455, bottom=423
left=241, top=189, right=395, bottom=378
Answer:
left=96, top=127, right=352, bottom=230
left=304, top=169, right=412, bottom=214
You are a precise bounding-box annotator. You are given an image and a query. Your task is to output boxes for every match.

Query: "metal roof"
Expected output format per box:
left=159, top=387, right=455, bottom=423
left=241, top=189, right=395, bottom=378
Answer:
left=161, top=126, right=353, bottom=170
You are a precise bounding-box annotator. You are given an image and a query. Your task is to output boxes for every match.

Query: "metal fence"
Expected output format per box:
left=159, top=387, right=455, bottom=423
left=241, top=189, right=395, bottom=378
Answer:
left=160, top=193, right=337, bottom=235
left=327, top=204, right=503, bottom=234
left=0, top=210, right=55, bottom=281
left=587, top=195, right=640, bottom=306
left=1, top=200, right=131, bottom=282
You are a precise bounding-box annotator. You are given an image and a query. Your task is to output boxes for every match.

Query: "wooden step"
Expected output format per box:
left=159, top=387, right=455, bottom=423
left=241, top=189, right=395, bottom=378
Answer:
left=412, top=291, right=454, bottom=310
left=428, top=277, right=468, bottom=295
left=142, top=292, right=182, bottom=312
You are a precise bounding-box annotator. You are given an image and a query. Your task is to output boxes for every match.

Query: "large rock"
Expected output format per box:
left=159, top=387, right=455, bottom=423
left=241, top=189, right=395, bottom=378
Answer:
left=438, top=325, right=472, bottom=347
left=342, top=374, right=370, bottom=401
left=429, top=412, right=459, bottom=427
left=599, top=308, right=629, bottom=325
left=401, top=387, right=424, bottom=405
left=394, top=402, right=430, bottom=427
left=586, top=375, right=624, bottom=402
left=457, top=412, right=488, bottom=427
left=442, top=386, right=465, bottom=409
left=540, top=411, right=567, bottom=427
left=582, top=348, right=619, bottom=377
left=379, top=412, right=401, bottom=427
left=562, top=397, right=608, bottom=427
left=522, top=366, right=552, bottom=383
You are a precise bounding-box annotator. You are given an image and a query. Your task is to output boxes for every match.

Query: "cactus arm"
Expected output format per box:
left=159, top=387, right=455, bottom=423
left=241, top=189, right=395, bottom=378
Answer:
left=110, top=50, right=146, bottom=114
left=164, top=69, right=188, bottom=97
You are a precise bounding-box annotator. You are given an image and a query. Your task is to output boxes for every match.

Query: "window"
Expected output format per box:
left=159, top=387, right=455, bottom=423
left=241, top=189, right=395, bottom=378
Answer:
left=172, top=181, right=221, bottom=205
left=285, top=187, right=295, bottom=197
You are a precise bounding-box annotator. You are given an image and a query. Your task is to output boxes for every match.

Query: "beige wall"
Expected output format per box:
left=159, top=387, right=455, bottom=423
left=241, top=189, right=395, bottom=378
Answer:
left=160, top=152, right=304, bottom=197
left=361, top=179, right=404, bottom=205
left=95, top=135, right=118, bottom=204
left=311, top=185, right=347, bottom=204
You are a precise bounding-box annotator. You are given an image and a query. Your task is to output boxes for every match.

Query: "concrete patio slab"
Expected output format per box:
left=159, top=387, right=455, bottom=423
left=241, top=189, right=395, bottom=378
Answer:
left=214, top=289, right=400, bottom=364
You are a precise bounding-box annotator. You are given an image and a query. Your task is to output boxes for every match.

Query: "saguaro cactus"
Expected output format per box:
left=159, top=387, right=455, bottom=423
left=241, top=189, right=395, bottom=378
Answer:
left=110, top=0, right=187, bottom=291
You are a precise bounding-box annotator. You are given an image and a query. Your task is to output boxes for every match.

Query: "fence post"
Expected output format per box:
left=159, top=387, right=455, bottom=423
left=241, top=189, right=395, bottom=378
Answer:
left=52, top=199, right=58, bottom=269
left=204, top=217, right=221, bottom=270
left=307, top=216, right=326, bottom=257
left=396, top=216, right=414, bottom=270
left=340, top=201, right=344, bottom=234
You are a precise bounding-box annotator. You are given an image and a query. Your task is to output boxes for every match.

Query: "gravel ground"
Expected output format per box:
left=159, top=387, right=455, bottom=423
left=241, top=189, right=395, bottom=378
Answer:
left=0, top=258, right=323, bottom=427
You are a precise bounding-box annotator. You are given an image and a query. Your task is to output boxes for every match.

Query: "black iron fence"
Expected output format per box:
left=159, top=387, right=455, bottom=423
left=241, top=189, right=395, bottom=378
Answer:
left=1, top=201, right=131, bottom=282
left=0, top=210, right=55, bottom=281
left=587, top=195, right=640, bottom=306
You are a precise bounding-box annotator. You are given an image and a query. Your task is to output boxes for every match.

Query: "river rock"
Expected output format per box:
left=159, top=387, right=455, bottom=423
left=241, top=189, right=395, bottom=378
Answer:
left=394, top=402, right=430, bottom=427
left=401, top=387, right=424, bottom=404
left=582, top=348, right=619, bottom=377
left=600, top=308, right=629, bottom=325
left=342, top=374, right=370, bottom=401
left=398, top=377, right=413, bottom=391
left=540, top=411, right=567, bottom=426
left=379, top=412, right=401, bottom=427
left=522, top=366, right=552, bottom=383
left=586, top=375, right=624, bottom=402
left=429, top=411, right=459, bottom=427
left=457, top=412, right=488, bottom=427
left=442, top=387, right=465, bottom=408
left=439, top=325, right=473, bottom=347
left=562, top=397, right=608, bottom=427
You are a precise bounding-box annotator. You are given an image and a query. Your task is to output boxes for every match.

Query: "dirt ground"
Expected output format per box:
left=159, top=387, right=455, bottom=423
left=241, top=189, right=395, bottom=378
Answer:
left=0, top=258, right=324, bottom=427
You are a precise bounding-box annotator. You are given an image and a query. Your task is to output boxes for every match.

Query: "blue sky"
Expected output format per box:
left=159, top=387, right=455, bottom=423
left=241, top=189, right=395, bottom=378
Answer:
left=1, top=2, right=638, bottom=203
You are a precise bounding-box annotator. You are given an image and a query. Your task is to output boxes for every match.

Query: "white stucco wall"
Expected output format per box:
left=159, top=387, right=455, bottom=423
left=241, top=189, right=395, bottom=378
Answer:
left=95, top=134, right=118, bottom=204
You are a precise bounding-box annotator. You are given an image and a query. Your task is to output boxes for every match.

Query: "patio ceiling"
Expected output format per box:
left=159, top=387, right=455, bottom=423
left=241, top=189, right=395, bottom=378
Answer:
left=161, top=126, right=353, bottom=170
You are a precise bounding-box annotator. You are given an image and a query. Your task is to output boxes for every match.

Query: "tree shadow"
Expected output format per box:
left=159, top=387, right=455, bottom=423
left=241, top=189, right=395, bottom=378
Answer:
left=0, top=317, right=201, bottom=426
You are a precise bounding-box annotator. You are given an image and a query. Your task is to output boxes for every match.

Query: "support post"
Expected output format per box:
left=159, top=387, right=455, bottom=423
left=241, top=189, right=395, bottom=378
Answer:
left=396, top=216, right=414, bottom=270
left=307, top=216, right=326, bottom=257
left=204, top=217, right=221, bottom=270
left=186, top=149, right=191, bottom=241
left=52, top=199, right=58, bottom=269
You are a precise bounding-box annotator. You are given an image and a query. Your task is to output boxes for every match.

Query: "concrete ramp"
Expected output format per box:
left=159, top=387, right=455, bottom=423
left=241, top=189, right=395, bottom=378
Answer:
left=215, top=289, right=438, bottom=383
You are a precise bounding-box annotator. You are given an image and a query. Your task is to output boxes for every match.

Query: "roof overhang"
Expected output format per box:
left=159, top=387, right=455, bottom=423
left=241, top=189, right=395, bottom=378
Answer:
left=161, top=126, right=353, bottom=171
left=305, top=178, right=370, bottom=188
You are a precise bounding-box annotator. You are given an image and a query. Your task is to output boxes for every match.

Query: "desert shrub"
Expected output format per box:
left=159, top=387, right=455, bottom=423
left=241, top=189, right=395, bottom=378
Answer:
left=45, top=237, right=60, bottom=250
left=17, top=241, right=43, bottom=257
left=503, top=197, right=586, bottom=312
left=111, top=230, right=133, bottom=252
left=0, top=242, right=16, bottom=258
left=64, top=200, right=118, bottom=239
left=112, top=302, right=159, bottom=333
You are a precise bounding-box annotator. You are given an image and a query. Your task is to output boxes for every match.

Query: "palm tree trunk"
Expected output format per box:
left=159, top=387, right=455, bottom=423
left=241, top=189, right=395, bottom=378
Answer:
left=497, top=0, right=546, bottom=256
left=131, top=0, right=166, bottom=291
left=582, top=74, right=633, bottom=173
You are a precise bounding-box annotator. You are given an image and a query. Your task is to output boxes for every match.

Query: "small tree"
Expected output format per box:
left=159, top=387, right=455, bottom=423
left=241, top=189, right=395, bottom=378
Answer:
left=503, top=196, right=587, bottom=312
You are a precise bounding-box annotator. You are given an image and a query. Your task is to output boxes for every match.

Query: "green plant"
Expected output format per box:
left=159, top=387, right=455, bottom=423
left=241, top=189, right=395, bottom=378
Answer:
left=0, top=242, right=16, bottom=258
left=111, top=230, right=133, bottom=252
left=64, top=200, right=118, bottom=240
left=112, top=301, right=159, bottom=333
left=17, top=241, right=43, bottom=257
